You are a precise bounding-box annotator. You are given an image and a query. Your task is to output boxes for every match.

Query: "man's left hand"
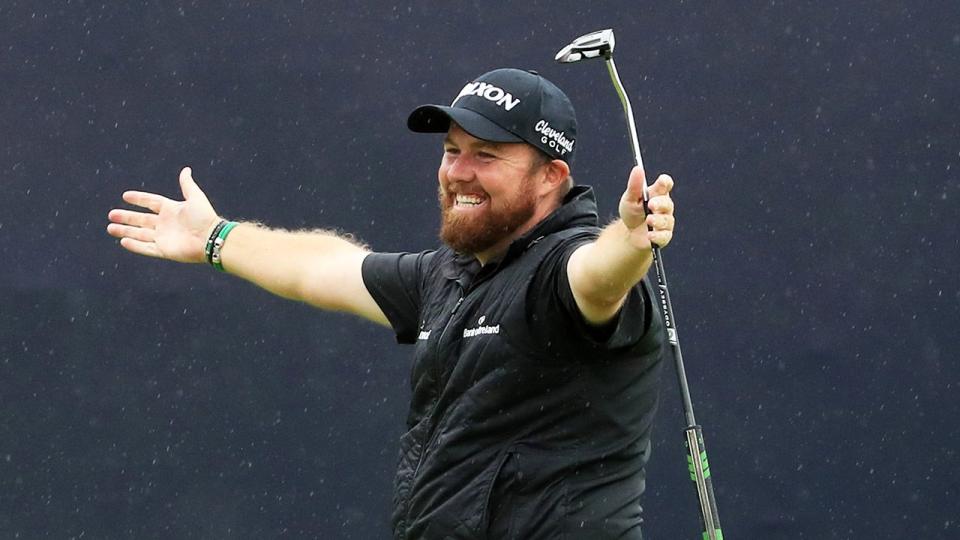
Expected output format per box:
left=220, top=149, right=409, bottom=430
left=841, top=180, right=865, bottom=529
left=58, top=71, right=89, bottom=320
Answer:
left=619, top=166, right=675, bottom=249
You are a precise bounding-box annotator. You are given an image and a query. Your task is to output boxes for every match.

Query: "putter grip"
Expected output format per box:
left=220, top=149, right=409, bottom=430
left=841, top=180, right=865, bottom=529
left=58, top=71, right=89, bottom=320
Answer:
left=685, top=425, right=723, bottom=540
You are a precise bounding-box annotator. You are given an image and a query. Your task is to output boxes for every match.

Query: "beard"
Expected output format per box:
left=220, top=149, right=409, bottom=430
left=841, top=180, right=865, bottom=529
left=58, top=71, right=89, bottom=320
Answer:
left=438, top=178, right=538, bottom=255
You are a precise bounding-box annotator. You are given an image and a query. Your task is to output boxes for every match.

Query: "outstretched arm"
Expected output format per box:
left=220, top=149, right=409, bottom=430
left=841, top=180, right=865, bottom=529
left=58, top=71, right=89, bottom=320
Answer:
left=107, top=167, right=388, bottom=325
left=566, top=166, right=675, bottom=326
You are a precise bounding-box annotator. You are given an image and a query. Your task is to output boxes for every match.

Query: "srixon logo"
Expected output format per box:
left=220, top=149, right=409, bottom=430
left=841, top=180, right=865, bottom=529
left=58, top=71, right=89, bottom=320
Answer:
left=453, top=82, right=521, bottom=111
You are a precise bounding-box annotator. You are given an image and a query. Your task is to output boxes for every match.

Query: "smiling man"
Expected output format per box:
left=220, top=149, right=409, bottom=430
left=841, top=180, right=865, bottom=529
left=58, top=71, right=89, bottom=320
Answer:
left=108, top=68, right=675, bottom=539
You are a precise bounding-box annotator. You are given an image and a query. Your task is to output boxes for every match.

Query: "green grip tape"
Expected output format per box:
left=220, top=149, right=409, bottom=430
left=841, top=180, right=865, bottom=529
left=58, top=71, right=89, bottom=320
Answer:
left=687, top=450, right=711, bottom=481
left=702, top=529, right=724, bottom=540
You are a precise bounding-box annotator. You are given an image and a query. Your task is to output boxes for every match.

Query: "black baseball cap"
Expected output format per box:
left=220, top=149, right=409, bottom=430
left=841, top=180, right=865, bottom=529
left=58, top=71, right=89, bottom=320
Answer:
left=407, top=68, right=578, bottom=165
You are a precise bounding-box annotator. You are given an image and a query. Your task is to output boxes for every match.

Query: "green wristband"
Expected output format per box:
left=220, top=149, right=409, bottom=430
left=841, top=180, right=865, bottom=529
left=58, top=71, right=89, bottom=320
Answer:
left=211, top=221, right=239, bottom=272
left=204, top=219, right=228, bottom=264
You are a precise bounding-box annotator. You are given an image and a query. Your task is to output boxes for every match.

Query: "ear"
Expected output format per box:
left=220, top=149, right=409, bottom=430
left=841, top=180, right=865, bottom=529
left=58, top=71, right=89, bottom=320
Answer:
left=541, top=159, right=570, bottom=192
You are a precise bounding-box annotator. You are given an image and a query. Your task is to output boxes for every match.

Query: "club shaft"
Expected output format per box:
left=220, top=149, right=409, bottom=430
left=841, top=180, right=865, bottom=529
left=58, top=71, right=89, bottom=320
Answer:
left=604, top=59, right=644, bottom=174
left=649, top=248, right=697, bottom=426
left=603, top=56, right=696, bottom=426
left=603, top=53, right=724, bottom=539
left=686, top=426, right=723, bottom=540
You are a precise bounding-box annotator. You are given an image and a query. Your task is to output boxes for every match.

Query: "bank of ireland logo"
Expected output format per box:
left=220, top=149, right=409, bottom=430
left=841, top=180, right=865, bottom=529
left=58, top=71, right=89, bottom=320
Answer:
left=463, top=315, right=500, bottom=338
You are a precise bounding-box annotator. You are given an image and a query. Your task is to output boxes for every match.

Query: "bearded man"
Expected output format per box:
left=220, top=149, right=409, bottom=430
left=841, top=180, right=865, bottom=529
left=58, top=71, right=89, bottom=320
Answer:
left=107, top=68, right=676, bottom=539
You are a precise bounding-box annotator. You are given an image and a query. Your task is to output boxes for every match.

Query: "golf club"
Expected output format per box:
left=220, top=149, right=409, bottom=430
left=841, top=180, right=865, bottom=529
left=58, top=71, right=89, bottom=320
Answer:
left=556, top=28, right=724, bottom=540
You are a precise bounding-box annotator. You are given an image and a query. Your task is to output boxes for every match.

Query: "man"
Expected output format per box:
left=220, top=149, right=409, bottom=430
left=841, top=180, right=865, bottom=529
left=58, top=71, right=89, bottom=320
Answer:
left=107, top=68, right=675, bottom=539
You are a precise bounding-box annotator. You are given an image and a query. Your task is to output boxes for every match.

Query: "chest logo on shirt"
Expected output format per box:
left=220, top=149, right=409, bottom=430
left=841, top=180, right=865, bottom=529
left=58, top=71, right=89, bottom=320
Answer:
left=463, top=315, right=500, bottom=338
left=417, top=320, right=431, bottom=341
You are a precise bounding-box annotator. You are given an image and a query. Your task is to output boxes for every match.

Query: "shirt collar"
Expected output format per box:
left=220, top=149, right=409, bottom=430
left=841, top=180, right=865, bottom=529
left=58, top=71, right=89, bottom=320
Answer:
left=509, top=185, right=598, bottom=253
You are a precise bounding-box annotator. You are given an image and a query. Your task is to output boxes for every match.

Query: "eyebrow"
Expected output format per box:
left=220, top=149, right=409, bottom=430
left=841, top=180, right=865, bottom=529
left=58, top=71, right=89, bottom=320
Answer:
left=442, top=137, right=504, bottom=152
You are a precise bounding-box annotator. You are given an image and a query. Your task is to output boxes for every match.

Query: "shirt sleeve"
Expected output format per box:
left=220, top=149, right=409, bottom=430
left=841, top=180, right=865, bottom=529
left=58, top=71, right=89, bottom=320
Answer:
left=530, top=233, right=658, bottom=353
left=361, top=251, right=436, bottom=344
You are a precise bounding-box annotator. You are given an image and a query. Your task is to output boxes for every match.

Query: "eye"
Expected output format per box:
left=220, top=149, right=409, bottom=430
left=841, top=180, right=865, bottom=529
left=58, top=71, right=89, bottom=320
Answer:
left=443, top=146, right=460, bottom=156
left=477, top=151, right=496, bottom=161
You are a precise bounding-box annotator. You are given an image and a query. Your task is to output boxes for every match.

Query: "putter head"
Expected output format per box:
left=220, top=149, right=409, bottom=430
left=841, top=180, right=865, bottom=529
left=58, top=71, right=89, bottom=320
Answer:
left=554, top=28, right=616, bottom=63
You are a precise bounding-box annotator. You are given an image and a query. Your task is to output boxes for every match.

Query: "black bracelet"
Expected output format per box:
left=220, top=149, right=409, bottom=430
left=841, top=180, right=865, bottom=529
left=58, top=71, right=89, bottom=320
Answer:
left=204, top=219, right=228, bottom=264
left=211, top=221, right=239, bottom=271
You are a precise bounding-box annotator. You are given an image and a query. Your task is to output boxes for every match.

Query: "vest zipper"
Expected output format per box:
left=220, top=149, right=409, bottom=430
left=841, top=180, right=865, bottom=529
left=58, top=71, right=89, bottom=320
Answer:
left=406, top=291, right=464, bottom=525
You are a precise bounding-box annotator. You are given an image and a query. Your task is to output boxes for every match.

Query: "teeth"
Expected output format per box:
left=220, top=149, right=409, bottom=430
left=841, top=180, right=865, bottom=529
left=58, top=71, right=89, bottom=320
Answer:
left=456, top=194, right=483, bottom=206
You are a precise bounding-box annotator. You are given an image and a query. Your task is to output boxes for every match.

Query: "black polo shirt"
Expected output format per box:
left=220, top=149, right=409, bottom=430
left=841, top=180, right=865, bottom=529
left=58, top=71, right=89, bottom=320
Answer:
left=362, top=186, right=664, bottom=539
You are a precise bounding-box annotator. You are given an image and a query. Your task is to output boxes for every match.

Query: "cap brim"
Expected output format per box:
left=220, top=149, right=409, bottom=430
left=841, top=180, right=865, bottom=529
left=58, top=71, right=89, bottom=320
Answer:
left=407, top=105, right=523, bottom=143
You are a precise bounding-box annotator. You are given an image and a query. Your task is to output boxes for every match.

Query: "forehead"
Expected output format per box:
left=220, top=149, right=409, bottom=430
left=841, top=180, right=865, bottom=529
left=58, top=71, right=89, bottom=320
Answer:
left=444, top=123, right=531, bottom=155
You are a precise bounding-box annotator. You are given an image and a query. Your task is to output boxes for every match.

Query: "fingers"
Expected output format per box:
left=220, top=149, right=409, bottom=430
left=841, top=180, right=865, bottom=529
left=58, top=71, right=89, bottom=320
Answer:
left=619, top=193, right=646, bottom=230
left=108, top=208, right=157, bottom=228
left=647, top=194, right=674, bottom=215
left=109, top=168, right=207, bottom=262
left=645, top=205, right=675, bottom=249
left=625, top=166, right=647, bottom=201
left=118, top=237, right=163, bottom=258
left=107, top=203, right=161, bottom=253
left=645, top=213, right=674, bottom=231
left=179, top=166, right=201, bottom=200
left=618, top=166, right=647, bottom=229
left=647, top=174, right=675, bottom=215
left=122, top=190, right=168, bottom=213
left=647, top=174, right=674, bottom=198
left=643, top=173, right=675, bottom=248
left=648, top=229, right=673, bottom=248
left=106, top=222, right=156, bottom=243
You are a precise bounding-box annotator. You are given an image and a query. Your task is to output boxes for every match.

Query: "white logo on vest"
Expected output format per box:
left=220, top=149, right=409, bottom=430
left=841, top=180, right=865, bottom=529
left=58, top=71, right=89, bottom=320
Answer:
left=463, top=315, right=500, bottom=338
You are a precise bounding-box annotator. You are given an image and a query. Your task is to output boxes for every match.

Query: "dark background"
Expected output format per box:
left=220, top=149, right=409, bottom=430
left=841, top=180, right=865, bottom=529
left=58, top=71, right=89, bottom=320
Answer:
left=1, top=1, right=957, bottom=538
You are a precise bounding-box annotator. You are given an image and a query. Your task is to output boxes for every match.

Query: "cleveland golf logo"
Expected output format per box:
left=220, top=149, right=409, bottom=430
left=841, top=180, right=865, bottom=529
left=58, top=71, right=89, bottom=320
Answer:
left=534, top=120, right=575, bottom=155
left=454, top=82, right=521, bottom=111
left=463, top=315, right=500, bottom=338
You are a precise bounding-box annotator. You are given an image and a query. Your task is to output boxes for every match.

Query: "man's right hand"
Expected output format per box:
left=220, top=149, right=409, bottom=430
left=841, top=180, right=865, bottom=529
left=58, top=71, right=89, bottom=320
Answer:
left=107, top=167, right=220, bottom=263
left=107, top=166, right=389, bottom=326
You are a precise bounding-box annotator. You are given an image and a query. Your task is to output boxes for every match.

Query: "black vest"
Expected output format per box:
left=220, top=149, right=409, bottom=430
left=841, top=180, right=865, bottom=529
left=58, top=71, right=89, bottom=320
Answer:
left=363, top=187, right=664, bottom=539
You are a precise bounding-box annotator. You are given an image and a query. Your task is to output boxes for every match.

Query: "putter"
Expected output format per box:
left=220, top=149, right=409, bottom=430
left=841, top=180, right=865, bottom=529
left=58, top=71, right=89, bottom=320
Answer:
left=556, top=29, right=724, bottom=540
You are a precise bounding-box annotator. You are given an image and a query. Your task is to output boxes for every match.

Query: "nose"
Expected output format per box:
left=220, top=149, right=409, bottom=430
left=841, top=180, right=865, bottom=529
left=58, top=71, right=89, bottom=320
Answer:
left=444, top=152, right=476, bottom=184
